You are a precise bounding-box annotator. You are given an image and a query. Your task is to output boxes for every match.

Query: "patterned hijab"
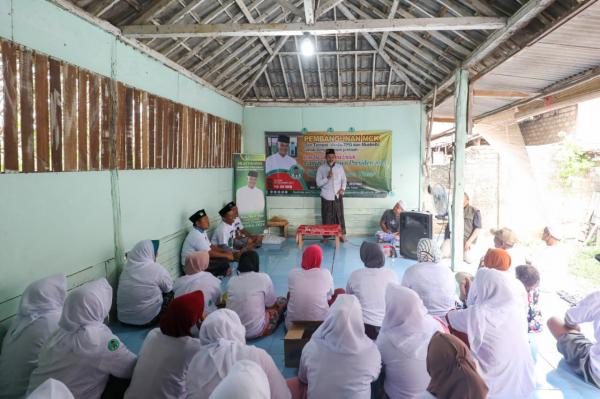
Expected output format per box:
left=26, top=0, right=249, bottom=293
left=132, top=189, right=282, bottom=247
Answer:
left=416, top=238, right=441, bottom=263
left=426, top=332, right=489, bottom=399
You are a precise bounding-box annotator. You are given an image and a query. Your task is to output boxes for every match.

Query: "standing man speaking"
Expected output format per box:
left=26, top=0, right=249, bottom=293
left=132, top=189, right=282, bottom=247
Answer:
left=316, top=148, right=347, bottom=242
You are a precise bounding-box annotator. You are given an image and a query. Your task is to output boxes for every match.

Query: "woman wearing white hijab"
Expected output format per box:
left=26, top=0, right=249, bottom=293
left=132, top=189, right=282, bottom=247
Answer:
left=296, top=294, right=381, bottom=399
left=174, top=251, right=222, bottom=314
left=376, top=284, right=445, bottom=399
left=117, top=239, right=174, bottom=326
left=26, top=379, right=74, bottom=399
left=186, top=309, right=291, bottom=399
left=27, top=278, right=137, bottom=399
left=208, top=360, right=270, bottom=399
left=0, top=275, right=67, bottom=399
left=446, top=267, right=535, bottom=399
left=401, top=238, right=457, bottom=317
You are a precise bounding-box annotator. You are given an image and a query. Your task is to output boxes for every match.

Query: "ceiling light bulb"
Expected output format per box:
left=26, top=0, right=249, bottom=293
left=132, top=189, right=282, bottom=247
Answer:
left=300, top=33, right=315, bottom=56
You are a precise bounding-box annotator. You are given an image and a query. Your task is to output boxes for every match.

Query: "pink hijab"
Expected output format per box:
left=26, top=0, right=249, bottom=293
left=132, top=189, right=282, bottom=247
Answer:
left=184, top=251, right=210, bottom=275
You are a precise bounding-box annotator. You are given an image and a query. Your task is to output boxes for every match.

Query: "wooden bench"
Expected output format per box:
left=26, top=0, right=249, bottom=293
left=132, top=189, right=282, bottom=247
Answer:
left=295, top=224, right=342, bottom=249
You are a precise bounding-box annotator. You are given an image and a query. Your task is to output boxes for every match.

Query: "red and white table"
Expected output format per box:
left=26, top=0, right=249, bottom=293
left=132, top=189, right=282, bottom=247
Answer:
left=295, top=224, right=342, bottom=249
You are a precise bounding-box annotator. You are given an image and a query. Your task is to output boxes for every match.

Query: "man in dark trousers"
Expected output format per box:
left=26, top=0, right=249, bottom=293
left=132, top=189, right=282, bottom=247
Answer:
left=316, top=148, right=347, bottom=242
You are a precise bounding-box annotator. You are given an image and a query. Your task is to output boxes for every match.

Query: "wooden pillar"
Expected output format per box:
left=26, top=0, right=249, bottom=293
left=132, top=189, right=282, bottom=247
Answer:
left=451, top=69, right=469, bottom=271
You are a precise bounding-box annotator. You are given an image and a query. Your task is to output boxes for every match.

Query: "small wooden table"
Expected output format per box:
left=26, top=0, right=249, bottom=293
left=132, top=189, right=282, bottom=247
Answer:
left=296, top=224, right=342, bottom=249
left=266, top=219, right=289, bottom=238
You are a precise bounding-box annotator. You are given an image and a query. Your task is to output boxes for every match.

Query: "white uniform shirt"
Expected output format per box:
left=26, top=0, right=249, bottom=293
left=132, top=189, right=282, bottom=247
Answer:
left=265, top=153, right=296, bottom=174
left=236, top=186, right=265, bottom=214
left=27, top=326, right=136, bottom=399
left=401, top=262, right=457, bottom=317
left=181, top=228, right=211, bottom=266
left=285, top=268, right=334, bottom=329
left=124, top=328, right=202, bottom=399
left=226, top=272, right=277, bottom=338
left=415, top=392, right=436, bottom=399
left=233, top=217, right=244, bottom=231
left=346, top=267, right=398, bottom=326
left=211, top=221, right=236, bottom=248
left=564, top=291, right=600, bottom=380
left=173, top=272, right=222, bottom=313
left=117, top=241, right=173, bottom=326
left=26, top=379, right=74, bottom=399
left=316, top=163, right=347, bottom=201
left=0, top=274, right=66, bottom=399
left=506, top=245, right=527, bottom=270
left=26, top=279, right=137, bottom=399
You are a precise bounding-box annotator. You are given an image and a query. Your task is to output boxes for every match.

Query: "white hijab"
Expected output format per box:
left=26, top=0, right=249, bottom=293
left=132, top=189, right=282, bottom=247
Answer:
left=208, top=360, right=270, bottom=399
left=465, top=268, right=526, bottom=352
left=5, top=274, right=67, bottom=342
left=377, top=284, right=442, bottom=357
left=311, top=294, right=373, bottom=354
left=124, top=240, right=158, bottom=274
left=197, top=309, right=247, bottom=377
left=50, top=278, right=112, bottom=355
left=26, top=378, right=74, bottom=399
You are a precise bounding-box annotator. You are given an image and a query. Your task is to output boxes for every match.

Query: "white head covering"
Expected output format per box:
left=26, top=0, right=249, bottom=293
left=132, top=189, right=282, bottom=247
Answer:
left=416, top=238, right=441, bottom=263
left=208, top=360, right=270, bottom=399
left=199, top=309, right=246, bottom=346
left=26, top=378, right=74, bottom=399
left=378, top=284, right=442, bottom=354
left=53, top=278, right=113, bottom=354
left=5, top=274, right=67, bottom=342
left=311, top=294, right=373, bottom=354
left=465, top=268, right=524, bottom=352
left=125, top=240, right=158, bottom=272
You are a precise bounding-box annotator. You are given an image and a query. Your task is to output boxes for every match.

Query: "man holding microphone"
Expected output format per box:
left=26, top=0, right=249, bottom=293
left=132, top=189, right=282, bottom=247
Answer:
left=316, top=148, right=347, bottom=242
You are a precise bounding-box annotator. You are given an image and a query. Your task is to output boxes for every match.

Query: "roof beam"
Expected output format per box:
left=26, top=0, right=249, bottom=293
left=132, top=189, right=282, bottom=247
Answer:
left=379, top=0, right=400, bottom=51
left=304, top=0, right=315, bottom=24
left=88, top=0, right=120, bottom=17
left=274, top=0, right=304, bottom=18
left=315, top=0, right=346, bottom=17
left=122, top=16, right=507, bottom=38
left=130, top=0, right=175, bottom=25
left=235, top=0, right=274, bottom=55
left=473, top=89, right=531, bottom=98
left=424, top=0, right=555, bottom=101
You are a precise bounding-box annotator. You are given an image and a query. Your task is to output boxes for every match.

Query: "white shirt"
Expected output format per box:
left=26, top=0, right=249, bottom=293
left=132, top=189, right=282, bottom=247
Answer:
left=226, top=272, right=277, bottom=338
left=316, top=163, right=347, bottom=201
left=415, top=392, right=436, bottom=399
left=233, top=217, right=244, bottom=231
left=207, top=360, right=271, bottom=399
left=346, top=267, right=398, bottom=326
left=285, top=268, right=334, bottom=329
left=533, top=243, right=569, bottom=292
left=564, top=291, right=600, bottom=380
left=401, top=262, right=457, bottom=317
left=117, top=241, right=173, bottom=325
left=27, top=279, right=137, bottom=399
left=125, top=328, right=202, bottom=399
left=265, top=153, right=297, bottom=174
left=211, top=221, right=236, bottom=248
left=27, top=327, right=136, bottom=399
left=237, top=186, right=265, bottom=214
left=173, top=272, right=222, bottom=313
left=26, top=379, right=74, bottom=399
left=0, top=274, right=66, bottom=399
left=506, top=245, right=527, bottom=270
left=181, top=228, right=211, bottom=266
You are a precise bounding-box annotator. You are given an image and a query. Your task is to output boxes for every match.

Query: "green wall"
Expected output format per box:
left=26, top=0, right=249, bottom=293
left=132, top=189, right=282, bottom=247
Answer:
left=0, top=0, right=242, bottom=326
left=242, top=103, right=425, bottom=234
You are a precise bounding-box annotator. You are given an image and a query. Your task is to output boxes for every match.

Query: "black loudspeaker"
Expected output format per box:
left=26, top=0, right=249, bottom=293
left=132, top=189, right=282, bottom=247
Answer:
left=399, top=212, right=433, bottom=260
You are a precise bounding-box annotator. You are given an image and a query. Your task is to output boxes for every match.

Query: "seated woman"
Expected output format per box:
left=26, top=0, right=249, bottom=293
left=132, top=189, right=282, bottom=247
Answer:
left=27, top=279, right=137, bottom=399
left=402, top=238, right=457, bottom=317
left=124, top=291, right=204, bottom=399
left=346, top=241, right=398, bottom=339
left=416, top=332, right=488, bottom=399
left=289, top=295, right=381, bottom=399
left=0, top=275, right=67, bottom=399
left=226, top=251, right=287, bottom=339
left=286, top=244, right=344, bottom=329
left=208, top=360, right=270, bottom=399
left=174, top=251, right=222, bottom=314
left=117, top=240, right=174, bottom=326
left=26, top=378, right=74, bottom=399
left=376, top=284, right=446, bottom=399
left=186, top=309, right=291, bottom=399
left=446, top=267, right=535, bottom=399
left=547, top=290, right=600, bottom=388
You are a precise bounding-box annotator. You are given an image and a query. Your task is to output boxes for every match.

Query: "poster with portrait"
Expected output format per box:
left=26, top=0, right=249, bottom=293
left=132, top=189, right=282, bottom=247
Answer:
left=265, top=131, right=392, bottom=198
left=233, top=154, right=266, bottom=235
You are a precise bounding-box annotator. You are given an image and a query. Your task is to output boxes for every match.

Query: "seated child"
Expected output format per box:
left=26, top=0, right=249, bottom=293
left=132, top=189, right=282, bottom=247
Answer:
left=516, top=265, right=543, bottom=333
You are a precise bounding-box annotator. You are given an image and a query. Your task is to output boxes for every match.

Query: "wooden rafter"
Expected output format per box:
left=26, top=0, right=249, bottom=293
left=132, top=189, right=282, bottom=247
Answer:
left=304, top=0, right=314, bottom=24
left=122, top=16, right=507, bottom=38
